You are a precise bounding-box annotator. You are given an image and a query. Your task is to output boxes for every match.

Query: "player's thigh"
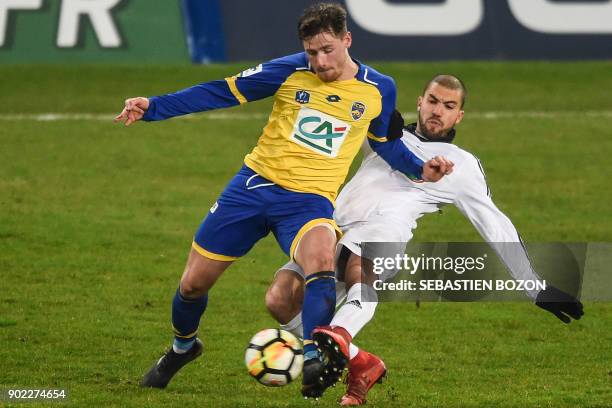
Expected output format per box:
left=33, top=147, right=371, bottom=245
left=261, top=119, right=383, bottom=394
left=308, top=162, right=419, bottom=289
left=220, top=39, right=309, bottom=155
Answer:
left=180, top=247, right=233, bottom=297
left=294, top=225, right=337, bottom=274
left=194, top=166, right=270, bottom=260
left=269, top=191, right=340, bottom=274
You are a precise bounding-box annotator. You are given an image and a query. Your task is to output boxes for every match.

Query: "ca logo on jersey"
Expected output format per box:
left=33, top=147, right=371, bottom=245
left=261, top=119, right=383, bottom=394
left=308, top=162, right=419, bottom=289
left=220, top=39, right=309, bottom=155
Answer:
left=291, top=107, right=351, bottom=157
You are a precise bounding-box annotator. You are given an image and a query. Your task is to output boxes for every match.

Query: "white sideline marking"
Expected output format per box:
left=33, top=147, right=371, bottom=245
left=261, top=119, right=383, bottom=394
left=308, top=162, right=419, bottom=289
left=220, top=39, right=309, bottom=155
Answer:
left=0, top=111, right=611, bottom=122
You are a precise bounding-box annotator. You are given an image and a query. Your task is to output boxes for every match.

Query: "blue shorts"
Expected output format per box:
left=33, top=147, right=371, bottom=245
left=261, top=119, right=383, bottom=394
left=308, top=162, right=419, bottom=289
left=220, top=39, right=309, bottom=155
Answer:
left=193, top=165, right=338, bottom=260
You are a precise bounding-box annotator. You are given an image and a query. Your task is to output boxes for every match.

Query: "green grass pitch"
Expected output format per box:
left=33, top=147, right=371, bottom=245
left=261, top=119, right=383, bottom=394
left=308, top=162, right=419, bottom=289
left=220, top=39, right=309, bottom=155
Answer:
left=1, top=61, right=611, bottom=407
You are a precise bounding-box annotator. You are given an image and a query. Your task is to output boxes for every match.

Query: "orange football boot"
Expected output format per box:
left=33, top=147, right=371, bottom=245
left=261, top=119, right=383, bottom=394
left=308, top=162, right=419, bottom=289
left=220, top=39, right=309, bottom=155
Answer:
left=340, top=349, right=386, bottom=406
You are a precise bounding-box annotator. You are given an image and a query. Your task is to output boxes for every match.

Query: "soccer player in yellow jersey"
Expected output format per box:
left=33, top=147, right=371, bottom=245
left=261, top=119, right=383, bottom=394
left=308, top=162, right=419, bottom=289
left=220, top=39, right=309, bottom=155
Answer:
left=114, top=2, right=452, bottom=397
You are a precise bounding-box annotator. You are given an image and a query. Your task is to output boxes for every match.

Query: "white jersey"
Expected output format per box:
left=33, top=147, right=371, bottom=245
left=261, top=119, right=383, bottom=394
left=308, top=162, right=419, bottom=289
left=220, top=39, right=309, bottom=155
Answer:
left=335, top=127, right=542, bottom=299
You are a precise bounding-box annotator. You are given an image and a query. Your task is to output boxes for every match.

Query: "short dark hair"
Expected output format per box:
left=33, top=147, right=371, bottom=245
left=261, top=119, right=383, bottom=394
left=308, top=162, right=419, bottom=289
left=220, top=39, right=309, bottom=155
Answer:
left=298, top=3, right=348, bottom=41
left=423, top=74, right=468, bottom=108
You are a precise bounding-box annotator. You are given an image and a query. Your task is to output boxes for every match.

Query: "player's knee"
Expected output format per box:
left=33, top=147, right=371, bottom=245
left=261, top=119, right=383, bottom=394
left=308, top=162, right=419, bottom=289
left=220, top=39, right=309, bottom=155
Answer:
left=305, top=251, right=335, bottom=272
left=179, top=276, right=208, bottom=298
left=297, top=226, right=336, bottom=272
left=264, top=288, right=286, bottom=315
left=265, top=286, right=297, bottom=324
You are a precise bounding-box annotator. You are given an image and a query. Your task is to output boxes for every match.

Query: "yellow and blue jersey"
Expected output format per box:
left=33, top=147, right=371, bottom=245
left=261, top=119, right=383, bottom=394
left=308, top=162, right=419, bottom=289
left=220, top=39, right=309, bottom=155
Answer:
left=143, top=52, right=423, bottom=203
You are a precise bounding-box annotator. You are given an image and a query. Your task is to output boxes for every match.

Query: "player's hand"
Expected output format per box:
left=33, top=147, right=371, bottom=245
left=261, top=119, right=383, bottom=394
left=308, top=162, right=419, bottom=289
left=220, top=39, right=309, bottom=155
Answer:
left=114, top=97, right=149, bottom=126
left=387, top=109, right=405, bottom=140
left=535, top=285, right=584, bottom=324
left=422, top=156, right=454, bottom=182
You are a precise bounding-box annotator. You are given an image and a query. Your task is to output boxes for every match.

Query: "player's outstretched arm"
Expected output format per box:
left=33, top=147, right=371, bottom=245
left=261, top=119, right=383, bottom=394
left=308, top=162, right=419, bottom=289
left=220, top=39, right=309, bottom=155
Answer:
left=369, top=109, right=453, bottom=182
left=114, top=97, right=149, bottom=126
left=453, top=156, right=585, bottom=322
left=119, top=55, right=308, bottom=124
left=367, top=91, right=425, bottom=180
left=535, top=285, right=584, bottom=324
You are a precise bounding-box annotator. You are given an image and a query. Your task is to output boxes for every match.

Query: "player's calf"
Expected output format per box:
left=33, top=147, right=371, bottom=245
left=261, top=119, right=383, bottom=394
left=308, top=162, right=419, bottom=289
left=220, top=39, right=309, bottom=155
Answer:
left=295, top=225, right=337, bottom=359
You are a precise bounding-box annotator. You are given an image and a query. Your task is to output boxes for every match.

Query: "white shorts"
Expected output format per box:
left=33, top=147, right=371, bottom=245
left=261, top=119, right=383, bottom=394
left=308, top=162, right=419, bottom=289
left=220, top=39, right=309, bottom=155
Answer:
left=275, top=211, right=414, bottom=294
left=276, top=225, right=409, bottom=289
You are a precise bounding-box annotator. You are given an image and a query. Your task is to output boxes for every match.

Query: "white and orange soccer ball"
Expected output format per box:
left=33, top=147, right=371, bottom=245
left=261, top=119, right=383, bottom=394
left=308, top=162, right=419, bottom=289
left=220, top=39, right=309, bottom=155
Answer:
left=245, top=328, right=303, bottom=386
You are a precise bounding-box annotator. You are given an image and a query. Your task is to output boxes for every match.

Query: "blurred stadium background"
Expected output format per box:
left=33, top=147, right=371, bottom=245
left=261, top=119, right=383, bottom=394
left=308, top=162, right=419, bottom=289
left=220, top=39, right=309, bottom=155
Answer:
left=1, top=1, right=611, bottom=406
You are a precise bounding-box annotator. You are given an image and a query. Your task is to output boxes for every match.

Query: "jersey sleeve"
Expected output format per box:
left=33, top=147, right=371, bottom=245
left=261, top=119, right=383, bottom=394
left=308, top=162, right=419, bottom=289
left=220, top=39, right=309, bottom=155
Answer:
left=143, top=53, right=307, bottom=121
left=453, top=156, right=543, bottom=300
left=366, top=76, right=423, bottom=179
left=229, top=53, right=308, bottom=103
left=143, top=80, right=240, bottom=121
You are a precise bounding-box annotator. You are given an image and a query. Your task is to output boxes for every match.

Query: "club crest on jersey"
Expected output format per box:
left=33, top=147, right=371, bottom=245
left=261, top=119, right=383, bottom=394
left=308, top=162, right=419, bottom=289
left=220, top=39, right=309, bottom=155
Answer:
left=295, top=90, right=310, bottom=104
left=351, top=102, right=366, bottom=120
left=291, top=107, right=351, bottom=157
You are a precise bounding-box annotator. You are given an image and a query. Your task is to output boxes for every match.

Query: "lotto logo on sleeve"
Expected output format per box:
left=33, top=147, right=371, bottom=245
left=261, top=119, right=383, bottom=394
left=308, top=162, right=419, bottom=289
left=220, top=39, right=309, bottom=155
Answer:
left=291, top=107, right=351, bottom=157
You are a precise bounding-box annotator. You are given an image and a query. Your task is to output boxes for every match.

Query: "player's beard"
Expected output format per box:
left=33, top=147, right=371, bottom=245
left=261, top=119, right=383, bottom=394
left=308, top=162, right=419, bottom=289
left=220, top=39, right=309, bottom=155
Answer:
left=417, top=112, right=453, bottom=140
left=316, top=61, right=343, bottom=82
left=317, top=68, right=338, bottom=82
left=316, top=55, right=349, bottom=82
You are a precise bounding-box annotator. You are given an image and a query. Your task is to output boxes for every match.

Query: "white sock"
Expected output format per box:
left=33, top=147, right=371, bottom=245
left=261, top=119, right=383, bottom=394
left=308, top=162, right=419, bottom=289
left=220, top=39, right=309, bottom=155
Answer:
left=349, top=343, right=359, bottom=359
left=331, top=283, right=378, bottom=338
left=280, top=313, right=303, bottom=340
left=279, top=308, right=360, bottom=360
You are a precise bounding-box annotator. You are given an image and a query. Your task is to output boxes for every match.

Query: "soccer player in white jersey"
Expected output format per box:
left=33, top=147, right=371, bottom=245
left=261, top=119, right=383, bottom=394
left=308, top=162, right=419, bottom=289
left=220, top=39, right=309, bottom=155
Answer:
left=265, top=74, right=584, bottom=405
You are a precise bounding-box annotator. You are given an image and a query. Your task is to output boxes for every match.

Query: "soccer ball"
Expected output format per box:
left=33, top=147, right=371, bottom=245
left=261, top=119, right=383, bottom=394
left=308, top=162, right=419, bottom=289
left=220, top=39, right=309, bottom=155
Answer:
left=245, top=328, right=303, bottom=386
